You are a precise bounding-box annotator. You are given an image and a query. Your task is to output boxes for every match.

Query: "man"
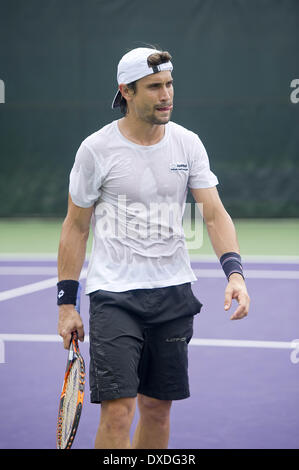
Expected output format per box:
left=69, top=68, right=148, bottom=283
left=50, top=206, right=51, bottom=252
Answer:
left=57, top=47, right=250, bottom=449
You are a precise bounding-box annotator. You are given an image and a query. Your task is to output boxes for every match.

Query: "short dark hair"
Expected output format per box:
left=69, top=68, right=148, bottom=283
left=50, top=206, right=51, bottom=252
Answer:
left=119, top=49, right=172, bottom=116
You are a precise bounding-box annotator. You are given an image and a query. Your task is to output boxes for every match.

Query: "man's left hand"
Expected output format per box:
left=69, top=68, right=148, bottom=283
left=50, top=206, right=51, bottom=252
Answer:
left=224, top=273, right=250, bottom=320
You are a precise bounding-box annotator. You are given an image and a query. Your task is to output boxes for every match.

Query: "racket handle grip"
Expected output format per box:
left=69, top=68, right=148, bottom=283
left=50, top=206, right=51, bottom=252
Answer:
left=71, top=330, right=78, bottom=343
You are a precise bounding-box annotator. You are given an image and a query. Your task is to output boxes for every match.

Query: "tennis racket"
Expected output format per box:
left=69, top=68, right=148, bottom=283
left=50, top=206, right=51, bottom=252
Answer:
left=56, top=283, right=85, bottom=449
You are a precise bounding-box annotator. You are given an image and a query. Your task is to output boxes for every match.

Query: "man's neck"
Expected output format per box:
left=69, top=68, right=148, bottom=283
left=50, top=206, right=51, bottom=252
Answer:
left=118, top=116, right=166, bottom=146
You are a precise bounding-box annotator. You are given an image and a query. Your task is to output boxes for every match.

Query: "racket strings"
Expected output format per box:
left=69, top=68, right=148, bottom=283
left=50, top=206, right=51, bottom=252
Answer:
left=61, top=360, right=80, bottom=445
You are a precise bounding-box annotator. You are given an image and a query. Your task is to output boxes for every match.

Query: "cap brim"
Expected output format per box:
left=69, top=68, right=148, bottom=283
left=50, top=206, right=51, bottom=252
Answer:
left=111, top=89, right=122, bottom=109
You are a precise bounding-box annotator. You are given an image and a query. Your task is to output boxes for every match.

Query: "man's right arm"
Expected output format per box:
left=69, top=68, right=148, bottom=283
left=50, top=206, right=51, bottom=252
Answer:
left=57, top=193, right=94, bottom=348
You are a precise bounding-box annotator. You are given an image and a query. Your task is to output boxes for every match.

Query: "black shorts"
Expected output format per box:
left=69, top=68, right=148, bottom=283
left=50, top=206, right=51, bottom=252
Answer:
left=88, top=282, right=202, bottom=403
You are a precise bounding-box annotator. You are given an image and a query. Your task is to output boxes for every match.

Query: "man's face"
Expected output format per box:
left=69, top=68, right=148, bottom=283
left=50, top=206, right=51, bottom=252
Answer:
left=126, top=71, right=174, bottom=125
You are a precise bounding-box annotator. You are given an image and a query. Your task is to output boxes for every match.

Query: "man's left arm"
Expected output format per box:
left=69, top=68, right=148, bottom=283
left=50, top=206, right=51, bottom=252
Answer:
left=191, top=186, right=250, bottom=320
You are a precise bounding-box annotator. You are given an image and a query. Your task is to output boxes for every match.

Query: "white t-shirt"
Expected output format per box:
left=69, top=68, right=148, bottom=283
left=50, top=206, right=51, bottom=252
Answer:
left=69, top=120, right=218, bottom=294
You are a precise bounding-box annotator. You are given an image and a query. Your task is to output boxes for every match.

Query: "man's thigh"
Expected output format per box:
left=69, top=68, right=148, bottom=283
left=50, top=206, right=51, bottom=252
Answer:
left=137, top=315, right=194, bottom=401
left=89, top=291, right=144, bottom=403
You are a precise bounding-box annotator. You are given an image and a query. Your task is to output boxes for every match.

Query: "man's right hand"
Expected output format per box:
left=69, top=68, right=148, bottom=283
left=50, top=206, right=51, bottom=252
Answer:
left=58, top=305, right=85, bottom=349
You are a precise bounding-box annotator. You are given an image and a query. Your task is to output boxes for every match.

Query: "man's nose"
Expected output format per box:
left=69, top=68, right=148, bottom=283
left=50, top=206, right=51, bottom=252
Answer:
left=159, top=86, right=171, bottom=102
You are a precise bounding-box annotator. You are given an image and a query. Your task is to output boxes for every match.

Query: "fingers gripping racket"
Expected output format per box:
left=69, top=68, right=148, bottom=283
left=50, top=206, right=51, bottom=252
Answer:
left=56, top=283, right=85, bottom=449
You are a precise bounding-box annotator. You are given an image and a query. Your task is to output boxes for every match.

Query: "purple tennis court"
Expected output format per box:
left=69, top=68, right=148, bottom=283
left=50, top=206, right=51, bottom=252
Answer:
left=0, top=257, right=298, bottom=449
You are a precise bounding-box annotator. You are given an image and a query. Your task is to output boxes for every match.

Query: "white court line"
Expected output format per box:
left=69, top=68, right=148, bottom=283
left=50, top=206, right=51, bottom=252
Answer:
left=0, top=277, right=59, bottom=302
left=0, top=268, right=297, bottom=302
left=0, top=334, right=65, bottom=342
left=190, top=254, right=299, bottom=264
left=0, top=253, right=59, bottom=261
left=1, top=253, right=299, bottom=264
left=1, top=266, right=299, bottom=279
left=190, top=338, right=297, bottom=349
left=0, top=334, right=297, bottom=350
left=193, top=269, right=299, bottom=279
left=0, top=267, right=58, bottom=275
left=0, top=269, right=87, bottom=302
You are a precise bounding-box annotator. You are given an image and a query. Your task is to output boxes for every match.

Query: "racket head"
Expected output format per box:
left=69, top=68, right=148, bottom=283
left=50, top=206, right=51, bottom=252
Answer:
left=56, top=331, right=85, bottom=449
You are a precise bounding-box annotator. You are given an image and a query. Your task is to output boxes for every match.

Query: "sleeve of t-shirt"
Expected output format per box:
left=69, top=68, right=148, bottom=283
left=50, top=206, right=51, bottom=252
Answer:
left=69, top=143, right=104, bottom=208
left=188, top=134, right=219, bottom=189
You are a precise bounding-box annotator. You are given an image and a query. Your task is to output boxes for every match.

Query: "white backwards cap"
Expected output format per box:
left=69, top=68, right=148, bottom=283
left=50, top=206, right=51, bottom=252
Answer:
left=111, top=47, right=173, bottom=109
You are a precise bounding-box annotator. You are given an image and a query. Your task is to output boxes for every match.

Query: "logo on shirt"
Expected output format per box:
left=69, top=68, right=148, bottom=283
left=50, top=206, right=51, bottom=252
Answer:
left=170, top=163, right=188, bottom=171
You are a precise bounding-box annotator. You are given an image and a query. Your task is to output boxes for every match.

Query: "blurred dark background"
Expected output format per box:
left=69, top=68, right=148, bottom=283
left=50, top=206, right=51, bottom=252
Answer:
left=0, top=0, right=298, bottom=217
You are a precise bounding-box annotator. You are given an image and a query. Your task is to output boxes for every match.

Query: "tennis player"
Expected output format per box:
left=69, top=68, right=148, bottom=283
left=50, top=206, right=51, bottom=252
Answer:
left=57, top=47, right=250, bottom=449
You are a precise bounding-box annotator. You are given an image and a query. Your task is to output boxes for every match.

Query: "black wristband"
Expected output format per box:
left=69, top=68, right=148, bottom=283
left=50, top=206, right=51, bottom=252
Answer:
left=57, top=280, right=79, bottom=305
left=220, top=252, right=244, bottom=281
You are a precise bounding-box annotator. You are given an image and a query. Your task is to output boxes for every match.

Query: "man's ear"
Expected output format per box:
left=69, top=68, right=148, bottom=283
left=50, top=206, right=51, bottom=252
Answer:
left=119, top=84, right=134, bottom=102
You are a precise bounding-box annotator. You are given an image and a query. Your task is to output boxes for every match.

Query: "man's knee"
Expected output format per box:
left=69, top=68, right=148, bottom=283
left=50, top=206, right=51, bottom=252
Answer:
left=138, top=394, right=172, bottom=424
left=101, top=397, right=136, bottom=432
